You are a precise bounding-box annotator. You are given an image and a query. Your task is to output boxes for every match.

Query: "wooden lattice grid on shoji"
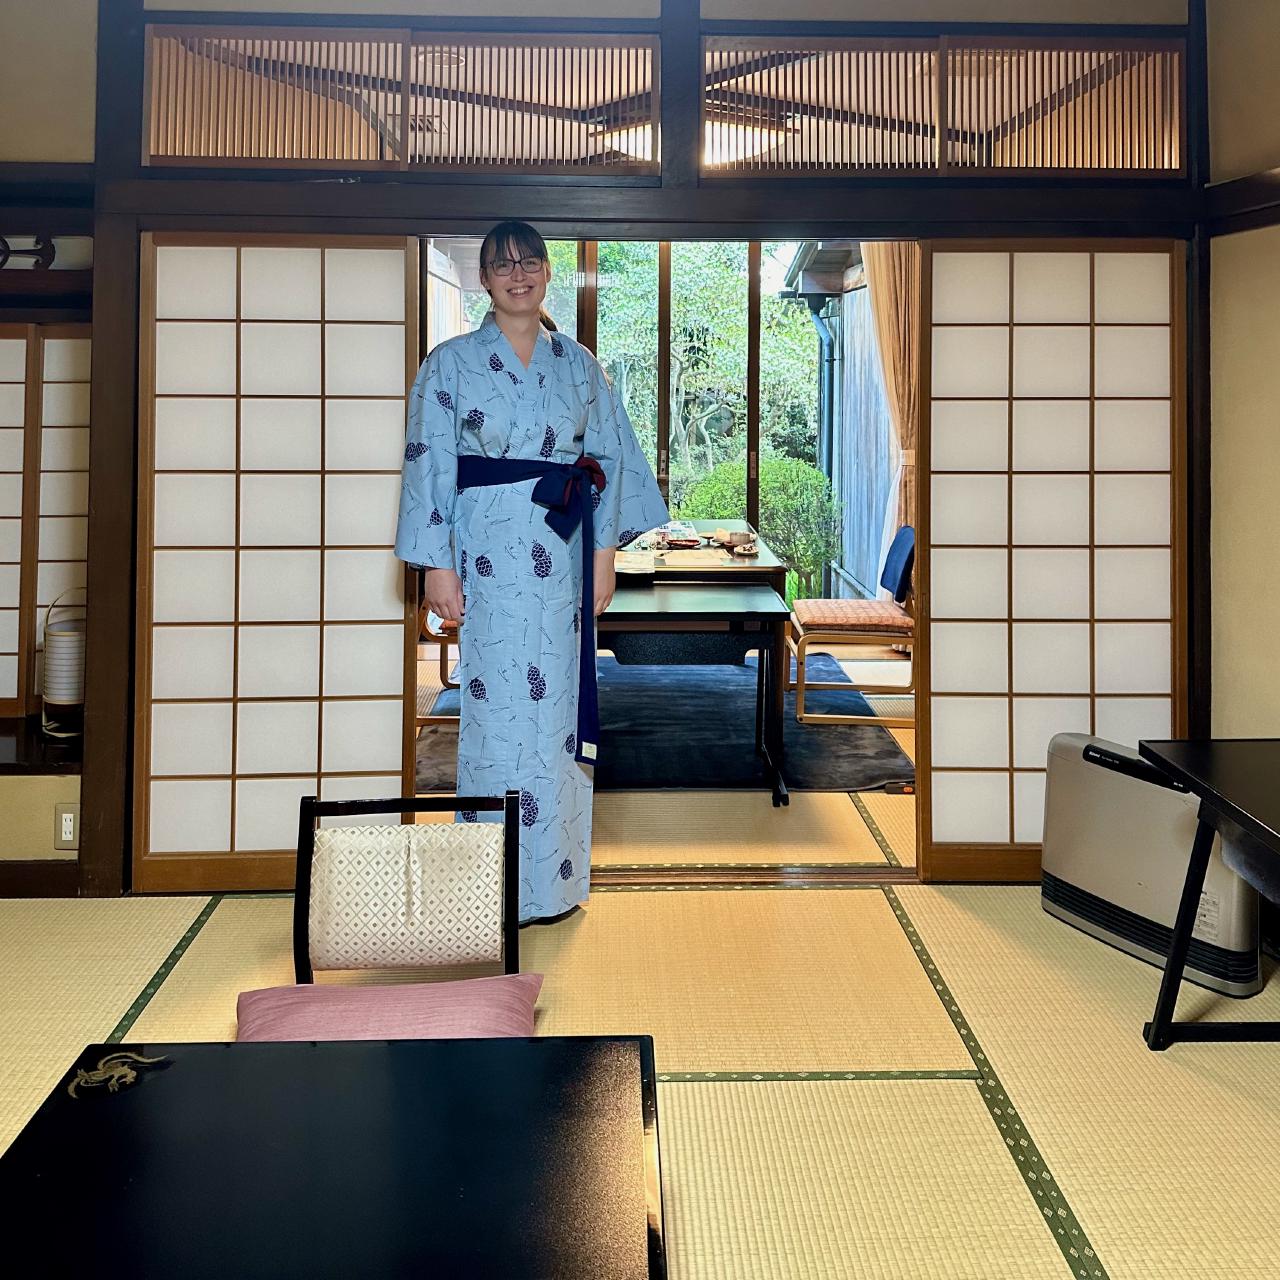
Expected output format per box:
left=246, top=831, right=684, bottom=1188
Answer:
left=144, top=26, right=659, bottom=172
left=701, top=36, right=1184, bottom=176
left=133, top=235, right=420, bottom=894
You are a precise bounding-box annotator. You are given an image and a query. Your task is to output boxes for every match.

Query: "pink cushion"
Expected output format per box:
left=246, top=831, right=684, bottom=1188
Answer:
left=235, top=972, right=543, bottom=1043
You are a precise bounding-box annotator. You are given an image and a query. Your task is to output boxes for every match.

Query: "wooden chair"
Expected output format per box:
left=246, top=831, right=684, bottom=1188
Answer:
left=293, top=793, right=520, bottom=984
left=416, top=597, right=460, bottom=728
left=786, top=526, right=915, bottom=728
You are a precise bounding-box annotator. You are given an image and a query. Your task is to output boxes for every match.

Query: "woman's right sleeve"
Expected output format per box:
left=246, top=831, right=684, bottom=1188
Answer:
left=395, top=346, right=458, bottom=571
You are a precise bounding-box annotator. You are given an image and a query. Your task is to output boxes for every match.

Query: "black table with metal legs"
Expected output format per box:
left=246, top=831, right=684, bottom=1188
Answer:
left=600, top=582, right=792, bottom=806
left=1138, top=738, right=1280, bottom=1050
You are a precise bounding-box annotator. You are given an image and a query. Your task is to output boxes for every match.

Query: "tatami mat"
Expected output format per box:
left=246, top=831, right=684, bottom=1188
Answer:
left=0, top=897, right=209, bottom=1154
left=856, top=792, right=918, bottom=868
left=839, top=658, right=913, bottom=688
left=523, top=889, right=971, bottom=1074
left=128, top=898, right=295, bottom=1042
left=593, top=791, right=887, bottom=867
left=659, top=1079, right=1067, bottom=1280
left=898, top=885, right=1280, bottom=1279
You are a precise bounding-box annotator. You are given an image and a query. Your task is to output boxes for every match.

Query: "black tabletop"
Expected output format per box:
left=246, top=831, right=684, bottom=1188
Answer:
left=0, top=1036, right=665, bottom=1279
left=603, top=582, right=789, bottom=624
left=1139, top=739, right=1280, bottom=854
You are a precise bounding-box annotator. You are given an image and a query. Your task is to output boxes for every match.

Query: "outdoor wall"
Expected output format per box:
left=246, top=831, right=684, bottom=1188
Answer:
left=1210, top=223, right=1280, bottom=736
left=0, top=776, right=80, bottom=861
left=702, top=1, right=1187, bottom=22
left=0, top=0, right=97, bottom=163
left=1208, top=0, right=1280, bottom=182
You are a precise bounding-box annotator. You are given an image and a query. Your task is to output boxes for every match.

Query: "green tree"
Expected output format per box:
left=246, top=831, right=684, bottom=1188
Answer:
left=680, top=455, right=842, bottom=602
left=596, top=242, right=820, bottom=511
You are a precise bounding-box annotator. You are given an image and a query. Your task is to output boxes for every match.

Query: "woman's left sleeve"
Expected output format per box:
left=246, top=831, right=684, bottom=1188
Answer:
left=585, top=362, right=670, bottom=550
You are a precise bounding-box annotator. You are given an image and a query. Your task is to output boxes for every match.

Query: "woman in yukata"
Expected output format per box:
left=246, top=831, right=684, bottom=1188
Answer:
left=395, top=221, right=669, bottom=924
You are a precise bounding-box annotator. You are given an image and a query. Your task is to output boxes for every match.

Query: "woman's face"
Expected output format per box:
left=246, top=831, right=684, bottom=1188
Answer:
left=480, top=240, right=551, bottom=321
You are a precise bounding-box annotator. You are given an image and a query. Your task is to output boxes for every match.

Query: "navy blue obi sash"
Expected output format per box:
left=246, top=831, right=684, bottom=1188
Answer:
left=455, top=453, right=607, bottom=767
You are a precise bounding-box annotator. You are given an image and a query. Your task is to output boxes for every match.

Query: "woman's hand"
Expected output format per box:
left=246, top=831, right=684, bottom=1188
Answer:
left=593, top=547, right=616, bottom=617
left=423, top=567, right=465, bottom=624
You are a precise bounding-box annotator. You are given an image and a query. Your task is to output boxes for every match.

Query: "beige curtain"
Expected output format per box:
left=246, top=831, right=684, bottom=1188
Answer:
left=860, top=241, right=921, bottom=590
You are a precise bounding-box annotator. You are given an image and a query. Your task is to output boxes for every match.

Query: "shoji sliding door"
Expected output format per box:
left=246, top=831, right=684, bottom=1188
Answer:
left=0, top=326, right=31, bottom=714
left=920, top=243, right=1184, bottom=879
left=0, top=324, right=92, bottom=716
left=135, top=236, right=418, bottom=892
left=35, top=326, right=92, bottom=699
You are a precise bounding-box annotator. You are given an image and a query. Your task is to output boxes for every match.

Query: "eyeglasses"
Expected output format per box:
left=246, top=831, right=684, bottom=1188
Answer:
left=484, top=255, right=546, bottom=277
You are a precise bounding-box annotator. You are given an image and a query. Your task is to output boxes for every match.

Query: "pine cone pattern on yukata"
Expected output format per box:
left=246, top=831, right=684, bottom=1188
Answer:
left=435, top=389, right=455, bottom=411
left=519, top=790, right=539, bottom=828
left=404, top=441, right=428, bottom=462
left=550, top=336, right=565, bottom=358
left=527, top=664, right=547, bottom=701
left=539, top=425, right=556, bottom=459
left=564, top=733, right=576, bottom=755
left=429, top=508, right=443, bottom=526
left=531, top=542, right=553, bottom=578
left=475, top=555, right=494, bottom=578
left=558, top=859, right=573, bottom=881
left=488, top=353, right=504, bottom=372
left=464, top=407, right=485, bottom=431
left=467, top=677, right=487, bottom=701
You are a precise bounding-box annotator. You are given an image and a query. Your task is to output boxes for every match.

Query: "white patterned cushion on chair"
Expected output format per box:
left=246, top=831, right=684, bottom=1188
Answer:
left=309, top=822, right=504, bottom=972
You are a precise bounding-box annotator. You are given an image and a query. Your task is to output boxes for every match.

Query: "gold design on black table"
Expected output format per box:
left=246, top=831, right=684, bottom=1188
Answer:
left=67, top=1052, right=169, bottom=1098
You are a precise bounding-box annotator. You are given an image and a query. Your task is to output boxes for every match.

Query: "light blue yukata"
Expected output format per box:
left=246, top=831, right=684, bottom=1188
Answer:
left=395, top=312, right=669, bottom=921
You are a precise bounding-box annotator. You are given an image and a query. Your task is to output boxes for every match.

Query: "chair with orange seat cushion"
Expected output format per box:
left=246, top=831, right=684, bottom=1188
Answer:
left=786, top=526, right=915, bottom=728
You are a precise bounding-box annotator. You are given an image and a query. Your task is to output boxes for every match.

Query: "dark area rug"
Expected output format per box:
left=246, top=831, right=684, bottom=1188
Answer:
left=417, top=653, right=915, bottom=793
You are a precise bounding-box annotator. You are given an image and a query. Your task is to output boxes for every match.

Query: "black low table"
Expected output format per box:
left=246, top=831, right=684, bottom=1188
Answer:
left=602, top=581, right=792, bottom=806
left=0, top=1036, right=666, bottom=1278
left=1138, top=738, right=1280, bottom=1050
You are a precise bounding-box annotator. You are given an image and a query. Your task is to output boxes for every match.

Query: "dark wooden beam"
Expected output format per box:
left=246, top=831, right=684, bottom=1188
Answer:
left=79, top=0, right=147, bottom=896
left=1186, top=0, right=1211, bottom=737
left=1186, top=227, right=1210, bottom=737
left=100, top=175, right=1198, bottom=237
left=0, top=859, right=79, bottom=897
left=1206, top=169, right=1280, bottom=237
left=0, top=163, right=96, bottom=210
left=152, top=11, right=658, bottom=35
left=80, top=214, right=138, bottom=898
left=660, top=0, right=700, bottom=190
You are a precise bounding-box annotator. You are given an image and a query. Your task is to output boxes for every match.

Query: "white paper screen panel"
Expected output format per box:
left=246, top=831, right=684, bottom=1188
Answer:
left=0, top=334, right=25, bottom=704
left=141, top=240, right=413, bottom=866
left=927, top=248, right=1179, bottom=852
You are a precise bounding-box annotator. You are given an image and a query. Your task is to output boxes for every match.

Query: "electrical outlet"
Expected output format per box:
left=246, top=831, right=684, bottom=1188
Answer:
left=54, top=803, right=80, bottom=852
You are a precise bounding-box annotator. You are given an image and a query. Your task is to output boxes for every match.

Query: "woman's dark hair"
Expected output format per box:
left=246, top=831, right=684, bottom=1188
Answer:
left=478, top=220, right=557, bottom=331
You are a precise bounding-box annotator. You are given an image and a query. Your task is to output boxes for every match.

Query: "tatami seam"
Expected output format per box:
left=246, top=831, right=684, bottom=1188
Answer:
left=882, top=886, right=1109, bottom=1280
left=106, top=896, right=224, bottom=1044
left=849, top=791, right=905, bottom=867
